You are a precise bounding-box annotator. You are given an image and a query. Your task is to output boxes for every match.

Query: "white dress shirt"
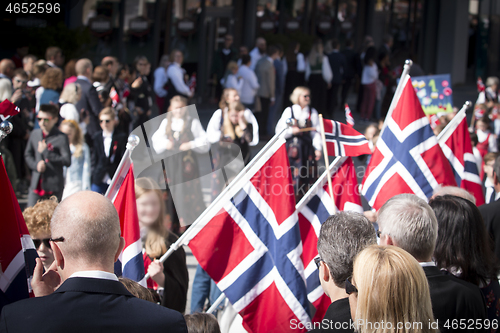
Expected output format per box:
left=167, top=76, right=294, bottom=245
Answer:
left=154, top=66, right=168, bottom=97
left=69, top=270, right=119, bottom=281
left=152, top=117, right=209, bottom=154
left=419, top=262, right=436, bottom=268
left=249, top=47, right=264, bottom=71
left=296, top=53, right=306, bottom=72
left=102, top=131, right=113, bottom=184
left=237, top=65, right=260, bottom=105
left=206, top=108, right=260, bottom=146
left=223, top=74, right=244, bottom=96
left=275, top=104, right=322, bottom=151
left=166, top=63, right=192, bottom=97
left=485, top=177, right=500, bottom=204
left=361, top=63, right=379, bottom=85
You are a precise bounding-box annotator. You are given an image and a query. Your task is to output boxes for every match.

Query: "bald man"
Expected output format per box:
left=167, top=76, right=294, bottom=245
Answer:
left=249, top=37, right=267, bottom=71
left=0, top=59, right=15, bottom=80
left=75, top=59, right=103, bottom=142
left=0, top=191, right=188, bottom=333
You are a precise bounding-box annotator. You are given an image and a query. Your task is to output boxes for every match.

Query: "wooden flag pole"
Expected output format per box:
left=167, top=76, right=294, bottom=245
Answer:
left=318, top=114, right=336, bottom=211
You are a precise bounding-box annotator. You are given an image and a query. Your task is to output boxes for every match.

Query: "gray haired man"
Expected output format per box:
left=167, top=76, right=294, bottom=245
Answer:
left=311, top=211, right=376, bottom=332
left=378, top=194, right=487, bottom=333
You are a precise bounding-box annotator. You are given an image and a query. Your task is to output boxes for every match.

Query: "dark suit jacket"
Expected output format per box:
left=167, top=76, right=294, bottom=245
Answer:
left=341, top=48, right=359, bottom=80
left=75, top=77, right=103, bottom=138
left=327, top=51, right=346, bottom=85
left=310, top=297, right=354, bottom=333
left=24, top=128, right=71, bottom=193
left=479, top=200, right=500, bottom=261
left=91, top=130, right=127, bottom=184
left=0, top=277, right=188, bottom=333
left=424, top=266, right=488, bottom=333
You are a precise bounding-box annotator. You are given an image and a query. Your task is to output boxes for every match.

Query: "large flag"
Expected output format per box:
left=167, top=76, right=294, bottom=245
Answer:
left=0, top=158, right=38, bottom=312
left=322, top=119, right=371, bottom=156
left=297, top=157, right=363, bottom=322
left=362, top=75, right=457, bottom=210
left=437, top=112, right=485, bottom=205
left=107, top=162, right=146, bottom=286
left=183, top=138, right=311, bottom=332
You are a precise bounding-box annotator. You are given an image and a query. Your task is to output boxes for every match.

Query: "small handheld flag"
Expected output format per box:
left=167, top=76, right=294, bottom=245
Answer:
left=345, top=104, right=354, bottom=127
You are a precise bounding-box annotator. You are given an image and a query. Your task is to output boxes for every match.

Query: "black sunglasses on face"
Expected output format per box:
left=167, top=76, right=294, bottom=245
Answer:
left=314, top=256, right=323, bottom=269
left=32, top=238, right=50, bottom=249
left=37, top=117, right=51, bottom=123
left=100, top=119, right=111, bottom=123
left=345, top=277, right=358, bottom=295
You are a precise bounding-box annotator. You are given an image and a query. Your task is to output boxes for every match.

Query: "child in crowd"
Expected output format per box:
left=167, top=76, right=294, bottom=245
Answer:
left=475, top=116, right=497, bottom=158
left=90, top=107, right=127, bottom=194
left=483, top=152, right=499, bottom=204
left=135, top=177, right=189, bottom=313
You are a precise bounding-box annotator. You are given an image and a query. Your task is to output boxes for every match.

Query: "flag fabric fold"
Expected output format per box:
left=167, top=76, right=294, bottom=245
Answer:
left=297, top=157, right=363, bottom=322
left=0, top=99, right=20, bottom=121
left=345, top=104, right=354, bottom=127
left=362, top=75, right=457, bottom=210
left=437, top=112, right=485, bottom=205
left=183, top=137, right=311, bottom=333
left=0, top=158, right=38, bottom=312
left=322, top=119, right=371, bottom=157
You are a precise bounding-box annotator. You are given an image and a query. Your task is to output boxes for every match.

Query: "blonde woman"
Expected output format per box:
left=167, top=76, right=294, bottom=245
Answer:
left=305, top=40, right=332, bottom=114
left=59, top=82, right=82, bottom=122
left=221, top=61, right=243, bottom=96
left=135, top=177, right=189, bottom=313
left=60, top=120, right=90, bottom=199
left=275, top=86, right=321, bottom=200
left=349, top=245, right=437, bottom=333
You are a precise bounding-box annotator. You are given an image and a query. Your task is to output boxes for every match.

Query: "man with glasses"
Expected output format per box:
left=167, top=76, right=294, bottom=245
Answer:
left=311, top=211, right=376, bottom=332
left=0, top=191, right=188, bottom=332
left=24, top=104, right=71, bottom=207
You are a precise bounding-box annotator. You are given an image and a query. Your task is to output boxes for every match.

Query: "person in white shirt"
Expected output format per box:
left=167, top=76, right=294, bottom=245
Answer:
left=359, top=46, right=378, bottom=122
left=305, top=40, right=332, bottom=116
left=275, top=86, right=322, bottom=200
left=237, top=55, right=260, bottom=110
left=249, top=37, right=267, bottom=71
left=153, top=54, right=170, bottom=114
left=151, top=95, right=208, bottom=230
left=221, top=61, right=243, bottom=96
left=165, top=50, right=193, bottom=109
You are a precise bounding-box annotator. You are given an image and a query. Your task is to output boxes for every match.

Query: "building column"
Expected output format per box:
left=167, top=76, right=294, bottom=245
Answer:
left=435, top=0, right=469, bottom=84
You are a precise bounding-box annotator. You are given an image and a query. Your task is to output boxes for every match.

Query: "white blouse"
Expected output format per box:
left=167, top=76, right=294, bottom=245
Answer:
left=206, top=108, right=259, bottom=146
left=151, top=117, right=209, bottom=154
left=275, top=104, right=322, bottom=151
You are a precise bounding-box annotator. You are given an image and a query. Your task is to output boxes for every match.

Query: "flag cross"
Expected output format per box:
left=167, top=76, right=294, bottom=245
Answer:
left=363, top=118, right=438, bottom=202
left=325, top=121, right=368, bottom=156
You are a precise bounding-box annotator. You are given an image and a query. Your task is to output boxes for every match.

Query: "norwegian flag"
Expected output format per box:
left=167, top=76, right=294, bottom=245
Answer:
left=110, top=87, right=120, bottom=107
left=345, top=104, right=354, bottom=127
left=475, top=105, right=486, bottom=120
left=183, top=138, right=311, bottom=332
left=437, top=112, right=485, bottom=206
left=477, top=77, right=485, bottom=93
left=0, top=99, right=20, bottom=121
left=429, top=114, right=440, bottom=130
left=322, top=118, right=372, bottom=156
left=106, top=161, right=146, bottom=286
left=362, top=75, right=457, bottom=210
left=297, top=157, right=363, bottom=323
left=0, top=158, right=38, bottom=312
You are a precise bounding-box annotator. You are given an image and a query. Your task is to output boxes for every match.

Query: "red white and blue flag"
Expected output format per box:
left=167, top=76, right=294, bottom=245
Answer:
left=0, top=158, right=38, bottom=312
left=106, top=160, right=146, bottom=286
left=297, top=157, right=363, bottom=322
left=322, top=119, right=371, bottom=157
left=0, top=99, right=20, bottom=122
left=437, top=112, right=485, bottom=206
left=183, top=138, right=311, bottom=332
left=345, top=104, right=354, bottom=127
left=362, top=75, right=457, bottom=210
left=110, top=87, right=120, bottom=108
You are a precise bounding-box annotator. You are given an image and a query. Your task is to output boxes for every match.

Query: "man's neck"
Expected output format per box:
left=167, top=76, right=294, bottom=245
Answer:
left=326, top=283, right=349, bottom=303
left=60, top=265, right=115, bottom=282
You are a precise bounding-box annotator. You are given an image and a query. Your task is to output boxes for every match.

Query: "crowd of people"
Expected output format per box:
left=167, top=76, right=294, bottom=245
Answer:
left=3, top=36, right=500, bottom=333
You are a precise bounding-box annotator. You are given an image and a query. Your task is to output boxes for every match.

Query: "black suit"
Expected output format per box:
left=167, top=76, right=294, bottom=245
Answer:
left=91, top=130, right=127, bottom=185
left=340, top=48, right=359, bottom=108
left=0, top=277, right=188, bottom=333
left=310, top=297, right=354, bottom=333
left=75, top=77, right=103, bottom=140
left=326, top=51, right=346, bottom=116
left=423, top=266, right=488, bottom=333
left=479, top=200, right=500, bottom=261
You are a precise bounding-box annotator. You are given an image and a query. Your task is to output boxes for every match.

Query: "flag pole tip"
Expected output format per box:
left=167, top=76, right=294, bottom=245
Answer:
left=0, top=121, right=13, bottom=135
left=405, top=59, right=413, bottom=66
left=127, top=134, right=140, bottom=148
left=465, top=101, right=472, bottom=108
left=286, top=118, right=296, bottom=127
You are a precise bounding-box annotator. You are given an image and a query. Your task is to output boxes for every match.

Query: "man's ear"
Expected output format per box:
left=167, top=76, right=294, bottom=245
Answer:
left=321, top=262, right=330, bottom=283
left=51, top=241, right=64, bottom=269
left=114, top=237, right=125, bottom=262
left=385, top=235, right=395, bottom=246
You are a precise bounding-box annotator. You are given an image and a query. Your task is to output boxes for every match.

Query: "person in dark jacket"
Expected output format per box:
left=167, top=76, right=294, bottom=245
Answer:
left=212, top=34, right=238, bottom=99
left=129, top=56, right=154, bottom=129
left=24, top=104, right=71, bottom=207
left=326, top=39, right=346, bottom=117
left=340, top=39, right=359, bottom=109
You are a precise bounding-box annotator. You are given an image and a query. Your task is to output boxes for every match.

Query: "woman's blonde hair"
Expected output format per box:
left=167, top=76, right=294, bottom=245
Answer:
left=222, top=101, right=246, bottom=140
left=352, top=245, right=437, bottom=333
left=59, top=83, right=81, bottom=105
left=307, top=40, right=324, bottom=67
left=226, top=61, right=238, bottom=72
left=135, top=177, right=172, bottom=258
left=41, top=67, right=63, bottom=90
left=60, top=119, right=84, bottom=158
left=219, top=88, right=238, bottom=110
left=290, top=86, right=310, bottom=105
left=165, top=95, right=189, bottom=137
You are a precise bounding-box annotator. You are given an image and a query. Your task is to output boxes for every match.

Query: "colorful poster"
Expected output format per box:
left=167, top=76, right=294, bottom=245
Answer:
left=411, top=74, right=453, bottom=114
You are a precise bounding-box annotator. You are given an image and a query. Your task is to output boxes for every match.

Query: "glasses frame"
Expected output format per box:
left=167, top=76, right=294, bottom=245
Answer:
left=32, top=238, right=51, bottom=249
left=314, top=256, right=323, bottom=269
left=345, top=276, right=358, bottom=295
left=50, top=236, right=65, bottom=243
left=37, top=117, right=52, bottom=123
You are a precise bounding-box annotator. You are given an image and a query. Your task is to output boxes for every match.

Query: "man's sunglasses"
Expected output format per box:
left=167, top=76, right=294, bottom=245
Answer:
left=100, top=119, right=111, bottom=123
left=37, top=117, right=51, bottom=123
